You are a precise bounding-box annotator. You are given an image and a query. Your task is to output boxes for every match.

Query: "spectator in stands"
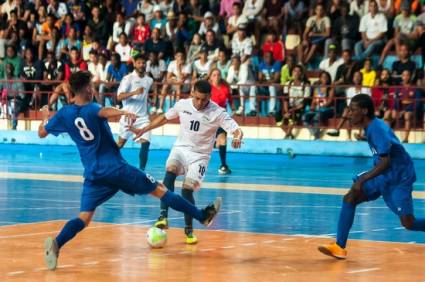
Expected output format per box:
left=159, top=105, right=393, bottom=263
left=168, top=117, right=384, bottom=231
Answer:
left=226, top=2, right=248, bottom=39
left=304, top=70, right=334, bottom=139
left=132, top=13, right=151, bottom=49
left=215, top=48, right=231, bottom=80
left=209, top=68, right=236, bottom=174
left=56, top=27, right=81, bottom=61
left=144, top=27, right=172, bottom=62
left=1, top=0, right=17, bottom=21
left=302, top=3, right=331, bottom=64
left=227, top=54, right=257, bottom=116
left=262, top=31, right=284, bottom=63
left=0, top=45, right=22, bottom=78
left=328, top=71, right=371, bottom=138
left=115, top=33, right=132, bottom=64
left=158, top=49, right=191, bottom=113
left=60, top=13, right=81, bottom=39
left=360, top=58, right=377, bottom=87
left=112, top=12, right=132, bottom=45
left=199, top=12, right=221, bottom=40
left=318, top=44, right=344, bottom=82
left=87, top=6, right=109, bottom=47
left=192, top=46, right=213, bottom=81
left=137, top=0, right=155, bottom=22
left=203, top=30, right=223, bottom=62
left=187, top=0, right=209, bottom=25
left=47, top=0, right=68, bottom=20
left=393, top=0, right=420, bottom=15
left=328, top=2, right=360, bottom=54
left=164, top=11, right=178, bottom=44
left=40, top=51, right=63, bottom=106
left=1, top=63, right=25, bottom=129
left=103, top=52, right=128, bottom=102
left=259, top=0, right=284, bottom=35
left=379, top=2, right=417, bottom=65
left=281, top=64, right=310, bottom=139
left=150, top=5, right=167, bottom=33
left=147, top=51, right=166, bottom=114
left=377, top=0, right=394, bottom=17
left=394, top=69, right=415, bottom=142
left=220, top=0, right=241, bottom=19
left=391, top=43, right=417, bottom=85
left=354, top=0, right=388, bottom=61
left=64, top=47, right=87, bottom=81
left=81, top=25, right=94, bottom=61
left=280, top=55, right=295, bottom=86
left=258, top=51, right=281, bottom=116
left=242, top=0, right=265, bottom=43
left=282, top=0, right=306, bottom=36
left=87, top=50, right=103, bottom=87
left=160, top=0, right=174, bottom=15
left=21, top=48, right=42, bottom=108
left=231, top=24, right=253, bottom=65
left=334, top=49, right=361, bottom=87
left=37, top=13, right=58, bottom=60
left=372, top=68, right=395, bottom=123
left=187, top=33, right=202, bottom=63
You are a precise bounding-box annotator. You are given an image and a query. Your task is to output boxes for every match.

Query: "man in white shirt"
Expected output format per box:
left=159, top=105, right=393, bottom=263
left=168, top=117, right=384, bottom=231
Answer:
left=130, top=80, right=243, bottom=244
left=319, top=44, right=344, bottom=82
left=116, top=54, right=154, bottom=171
left=354, top=0, right=387, bottom=61
left=231, top=24, right=253, bottom=65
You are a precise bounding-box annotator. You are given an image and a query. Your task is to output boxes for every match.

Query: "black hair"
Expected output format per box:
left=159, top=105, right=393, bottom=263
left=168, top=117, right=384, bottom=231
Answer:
left=70, top=46, right=79, bottom=53
left=69, top=71, right=92, bottom=94
left=351, top=94, right=375, bottom=119
left=133, top=53, right=145, bottom=61
left=193, top=80, right=211, bottom=94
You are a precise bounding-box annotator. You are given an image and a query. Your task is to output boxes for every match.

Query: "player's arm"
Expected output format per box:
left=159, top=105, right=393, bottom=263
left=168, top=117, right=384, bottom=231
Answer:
left=217, top=110, right=243, bottom=149
left=353, top=155, right=391, bottom=190
left=130, top=114, right=169, bottom=140
left=116, top=87, right=144, bottom=102
left=231, top=128, right=243, bottom=149
left=38, top=105, right=50, bottom=138
left=98, top=107, right=137, bottom=124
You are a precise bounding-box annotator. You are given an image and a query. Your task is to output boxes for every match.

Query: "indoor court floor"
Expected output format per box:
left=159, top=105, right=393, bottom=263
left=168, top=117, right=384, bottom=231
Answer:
left=1, top=144, right=425, bottom=281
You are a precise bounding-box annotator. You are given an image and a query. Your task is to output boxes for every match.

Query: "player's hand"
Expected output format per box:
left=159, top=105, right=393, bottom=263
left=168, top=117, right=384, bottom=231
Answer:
left=123, top=111, right=137, bottom=126
left=135, top=87, right=144, bottom=95
left=231, top=137, right=242, bottom=149
left=40, top=105, right=49, bottom=120
left=130, top=126, right=148, bottom=141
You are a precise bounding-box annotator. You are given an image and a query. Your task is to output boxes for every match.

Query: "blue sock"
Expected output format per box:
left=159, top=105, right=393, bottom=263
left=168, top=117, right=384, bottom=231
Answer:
left=411, top=218, right=425, bottom=231
left=161, top=190, right=205, bottom=222
left=139, top=142, right=150, bottom=171
left=336, top=201, right=356, bottom=248
left=56, top=218, right=85, bottom=249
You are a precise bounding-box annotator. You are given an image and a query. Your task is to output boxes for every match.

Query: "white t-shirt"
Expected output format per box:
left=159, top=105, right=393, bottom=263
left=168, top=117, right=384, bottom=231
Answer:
left=345, top=87, right=371, bottom=104
left=319, top=58, right=344, bottom=82
left=231, top=36, right=253, bottom=57
left=88, top=62, right=103, bottom=82
left=228, top=15, right=248, bottom=28
left=283, top=81, right=311, bottom=107
left=146, top=59, right=166, bottom=80
left=167, top=60, right=192, bottom=83
left=165, top=98, right=240, bottom=155
left=359, top=13, right=388, bottom=40
left=112, top=21, right=132, bottom=43
left=115, top=44, right=132, bottom=62
left=117, top=71, right=153, bottom=122
left=192, top=59, right=213, bottom=79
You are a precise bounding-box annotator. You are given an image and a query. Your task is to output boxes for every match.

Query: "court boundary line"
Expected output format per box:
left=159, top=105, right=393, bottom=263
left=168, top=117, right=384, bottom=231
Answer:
left=1, top=172, right=425, bottom=199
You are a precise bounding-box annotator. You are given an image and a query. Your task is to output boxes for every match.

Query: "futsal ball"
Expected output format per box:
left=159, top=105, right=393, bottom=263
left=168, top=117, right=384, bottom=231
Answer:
left=146, top=227, right=167, bottom=248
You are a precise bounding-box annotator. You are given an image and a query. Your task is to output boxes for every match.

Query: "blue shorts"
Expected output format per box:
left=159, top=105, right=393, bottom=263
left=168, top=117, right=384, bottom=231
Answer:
left=353, top=173, right=413, bottom=216
left=80, top=164, right=158, bottom=212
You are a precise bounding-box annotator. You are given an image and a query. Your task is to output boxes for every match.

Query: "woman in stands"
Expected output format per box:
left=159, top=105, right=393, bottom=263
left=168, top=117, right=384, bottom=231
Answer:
left=372, top=68, right=395, bottom=125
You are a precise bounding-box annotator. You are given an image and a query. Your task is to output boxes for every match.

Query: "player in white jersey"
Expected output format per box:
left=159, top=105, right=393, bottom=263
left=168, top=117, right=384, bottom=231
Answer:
left=130, top=80, right=243, bottom=244
left=116, top=54, right=153, bottom=170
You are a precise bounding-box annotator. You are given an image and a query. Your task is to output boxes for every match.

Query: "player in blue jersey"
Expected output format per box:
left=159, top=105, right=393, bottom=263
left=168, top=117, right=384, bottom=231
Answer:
left=318, top=94, right=425, bottom=259
left=38, top=71, right=222, bottom=270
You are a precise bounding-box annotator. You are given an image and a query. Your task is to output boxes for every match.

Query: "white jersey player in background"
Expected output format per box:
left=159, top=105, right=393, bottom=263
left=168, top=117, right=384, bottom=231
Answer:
left=116, top=54, right=153, bottom=170
left=130, top=80, right=243, bottom=244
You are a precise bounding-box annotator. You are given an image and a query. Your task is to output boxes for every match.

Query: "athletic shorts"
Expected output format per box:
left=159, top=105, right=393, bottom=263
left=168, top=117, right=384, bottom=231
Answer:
left=353, top=172, right=413, bottom=216
left=119, top=117, right=151, bottom=142
left=166, top=146, right=210, bottom=188
left=80, top=164, right=158, bottom=212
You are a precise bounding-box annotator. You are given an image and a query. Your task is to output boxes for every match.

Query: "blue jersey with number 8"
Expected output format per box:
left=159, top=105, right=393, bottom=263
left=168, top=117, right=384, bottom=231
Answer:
left=45, top=103, right=126, bottom=180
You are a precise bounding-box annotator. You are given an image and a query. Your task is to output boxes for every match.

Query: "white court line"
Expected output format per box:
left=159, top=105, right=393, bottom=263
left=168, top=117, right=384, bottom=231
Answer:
left=200, top=248, right=215, bottom=252
left=372, top=228, right=386, bottom=232
left=57, top=264, right=75, bottom=268
left=262, top=240, right=276, bottom=244
left=220, top=246, right=235, bottom=249
left=7, top=271, right=25, bottom=275
left=347, top=268, right=380, bottom=274
left=82, top=261, right=99, bottom=266
left=0, top=206, right=79, bottom=211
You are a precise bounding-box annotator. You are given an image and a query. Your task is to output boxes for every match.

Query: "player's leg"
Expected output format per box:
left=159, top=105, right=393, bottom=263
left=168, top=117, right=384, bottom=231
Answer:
left=216, top=128, right=231, bottom=175
left=45, top=179, right=118, bottom=270
left=155, top=164, right=179, bottom=228
left=116, top=137, right=127, bottom=148
left=318, top=174, right=383, bottom=259
left=139, top=139, right=150, bottom=171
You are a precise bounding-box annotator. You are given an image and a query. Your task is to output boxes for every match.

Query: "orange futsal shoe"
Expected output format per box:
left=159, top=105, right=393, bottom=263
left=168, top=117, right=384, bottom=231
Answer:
left=318, top=242, right=347, bottom=259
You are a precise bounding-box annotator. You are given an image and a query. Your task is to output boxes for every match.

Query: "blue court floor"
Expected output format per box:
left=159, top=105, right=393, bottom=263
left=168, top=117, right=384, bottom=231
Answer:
left=1, top=144, right=424, bottom=244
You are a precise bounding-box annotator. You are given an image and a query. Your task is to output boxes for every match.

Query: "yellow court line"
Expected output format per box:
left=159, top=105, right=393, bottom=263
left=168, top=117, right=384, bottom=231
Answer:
left=1, top=172, right=425, bottom=199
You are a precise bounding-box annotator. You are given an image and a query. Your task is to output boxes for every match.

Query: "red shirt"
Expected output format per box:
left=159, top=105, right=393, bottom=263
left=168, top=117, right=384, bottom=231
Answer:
left=64, top=59, right=88, bottom=81
left=211, top=83, right=232, bottom=108
left=262, top=41, right=284, bottom=62
left=132, top=24, right=151, bottom=44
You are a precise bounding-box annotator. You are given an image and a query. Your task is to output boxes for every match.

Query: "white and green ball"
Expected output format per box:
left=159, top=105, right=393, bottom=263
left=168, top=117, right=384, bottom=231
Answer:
left=146, top=227, right=168, bottom=248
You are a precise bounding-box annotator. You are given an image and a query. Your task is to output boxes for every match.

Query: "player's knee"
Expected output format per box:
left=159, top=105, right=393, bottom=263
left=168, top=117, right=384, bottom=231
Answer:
left=78, top=212, right=94, bottom=226
left=166, top=165, right=178, bottom=174
left=343, top=191, right=358, bottom=205
left=400, top=216, right=414, bottom=230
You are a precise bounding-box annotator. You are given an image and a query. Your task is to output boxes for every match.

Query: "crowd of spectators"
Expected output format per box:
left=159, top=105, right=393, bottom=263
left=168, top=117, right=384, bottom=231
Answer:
left=0, top=0, right=423, bottom=141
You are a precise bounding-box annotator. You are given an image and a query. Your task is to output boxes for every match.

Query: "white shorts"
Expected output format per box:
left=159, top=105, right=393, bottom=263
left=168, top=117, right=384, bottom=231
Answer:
left=166, top=147, right=210, bottom=189
left=119, top=117, right=151, bottom=142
